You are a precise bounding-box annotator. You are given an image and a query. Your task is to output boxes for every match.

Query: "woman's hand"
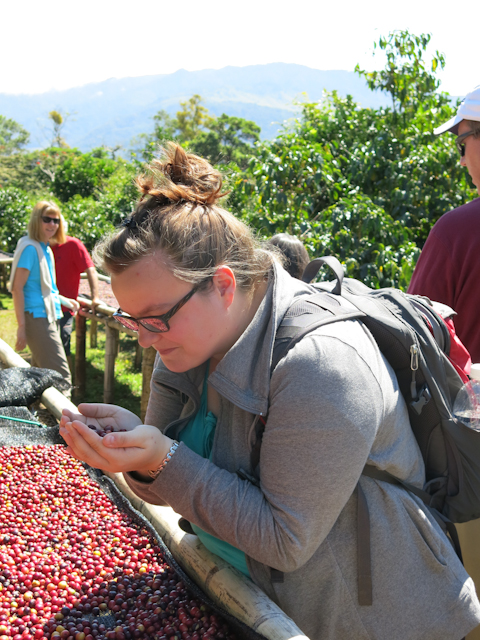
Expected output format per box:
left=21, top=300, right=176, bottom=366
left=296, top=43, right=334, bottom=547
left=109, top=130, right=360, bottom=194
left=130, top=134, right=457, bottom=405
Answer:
left=59, top=403, right=173, bottom=475
left=60, top=403, right=141, bottom=432
left=15, top=326, right=27, bottom=352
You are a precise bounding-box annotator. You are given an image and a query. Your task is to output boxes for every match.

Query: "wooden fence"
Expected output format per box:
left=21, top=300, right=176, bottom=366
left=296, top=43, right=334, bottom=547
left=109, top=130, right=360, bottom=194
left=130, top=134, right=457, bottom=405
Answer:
left=0, top=258, right=154, bottom=421
left=74, top=296, right=156, bottom=421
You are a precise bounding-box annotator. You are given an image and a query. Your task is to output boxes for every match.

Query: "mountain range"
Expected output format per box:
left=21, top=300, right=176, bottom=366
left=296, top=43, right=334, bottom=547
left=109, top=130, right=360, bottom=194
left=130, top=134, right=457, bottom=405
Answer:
left=0, top=63, right=389, bottom=153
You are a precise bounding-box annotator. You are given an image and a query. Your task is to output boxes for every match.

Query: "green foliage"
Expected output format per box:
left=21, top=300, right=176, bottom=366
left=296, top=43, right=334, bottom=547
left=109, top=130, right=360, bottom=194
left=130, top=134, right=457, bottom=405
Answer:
left=52, top=148, right=119, bottom=202
left=234, top=132, right=346, bottom=235
left=231, top=30, right=475, bottom=290
left=133, top=96, right=261, bottom=168
left=1, top=30, right=473, bottom=296
left=60, top=161, right=138, bottom=251
left=0, top=116, right=30, bottom=155
left=97, top=161, right=139, bottom=220
left=356, top=32, right=447, bottom=118
left=302, top=193, right=420, bottom=290
left=0, top=153, right=138, bottom=254
left=152, top=110, right=178, bottom=141
left=189, top=114, right=261, bottom=168
left=0, top=187, right=32, bottom=253
left=176, top=94, right=214, bottom=142
left=0, top=147, right=81, bottom=195
left=60, top=196, right=114, bottom=253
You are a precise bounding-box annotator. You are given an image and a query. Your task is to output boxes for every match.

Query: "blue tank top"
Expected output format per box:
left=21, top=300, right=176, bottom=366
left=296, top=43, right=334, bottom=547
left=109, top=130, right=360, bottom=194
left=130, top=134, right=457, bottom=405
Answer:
left=17, top=243, right=61, bottom=319
left=177, top=365, right=250, bottom=577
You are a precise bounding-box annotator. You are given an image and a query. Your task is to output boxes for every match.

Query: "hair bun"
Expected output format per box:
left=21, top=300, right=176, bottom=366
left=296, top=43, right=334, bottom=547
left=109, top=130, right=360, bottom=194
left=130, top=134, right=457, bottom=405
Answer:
left=136, top=142, right=226, bottom=206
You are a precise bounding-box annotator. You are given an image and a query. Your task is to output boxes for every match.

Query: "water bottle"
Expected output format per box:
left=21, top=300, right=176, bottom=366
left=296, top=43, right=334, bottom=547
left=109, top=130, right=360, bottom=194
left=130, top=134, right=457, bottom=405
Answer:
left=453, top=363, right=480, bottom=431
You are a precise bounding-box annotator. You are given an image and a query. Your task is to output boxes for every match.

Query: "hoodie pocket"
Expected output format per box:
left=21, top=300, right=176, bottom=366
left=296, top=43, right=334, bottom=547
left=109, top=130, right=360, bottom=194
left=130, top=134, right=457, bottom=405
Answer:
left=401, top=497, right=447, bottom=568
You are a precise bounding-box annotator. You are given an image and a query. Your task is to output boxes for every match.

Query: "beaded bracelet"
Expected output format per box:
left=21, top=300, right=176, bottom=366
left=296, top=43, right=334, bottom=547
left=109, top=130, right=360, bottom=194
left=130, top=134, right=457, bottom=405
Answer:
left=148, top=441, right=179, bottom=479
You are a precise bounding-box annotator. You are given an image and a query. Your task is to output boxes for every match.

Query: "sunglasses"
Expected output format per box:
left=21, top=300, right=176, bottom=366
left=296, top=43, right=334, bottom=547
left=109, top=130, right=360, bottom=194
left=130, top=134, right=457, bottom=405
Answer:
left=41, top=216, right=61, bottom=225
left=455, top=130, right=476, bottom=157
left=113, top=279, right=209, bottom=334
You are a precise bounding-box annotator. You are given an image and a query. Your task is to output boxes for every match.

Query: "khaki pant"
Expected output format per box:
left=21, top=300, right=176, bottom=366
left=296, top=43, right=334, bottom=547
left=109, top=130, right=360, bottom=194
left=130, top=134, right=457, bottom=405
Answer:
left=458, top=521, right=480, bottom=639
left=25, top=312, right=72, bottom=389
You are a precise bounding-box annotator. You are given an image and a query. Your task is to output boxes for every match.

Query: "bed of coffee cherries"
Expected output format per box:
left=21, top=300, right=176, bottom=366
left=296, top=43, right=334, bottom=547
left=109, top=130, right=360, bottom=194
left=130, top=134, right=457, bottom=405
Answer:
left=0, top=445, right=238, bottom=640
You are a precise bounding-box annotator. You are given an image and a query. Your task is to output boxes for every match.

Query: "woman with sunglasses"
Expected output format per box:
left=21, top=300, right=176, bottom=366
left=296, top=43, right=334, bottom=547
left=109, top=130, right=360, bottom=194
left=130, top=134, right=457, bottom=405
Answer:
left=59, top=144, right=480, bottom=640
left=9, top=201, right=73, bottom=386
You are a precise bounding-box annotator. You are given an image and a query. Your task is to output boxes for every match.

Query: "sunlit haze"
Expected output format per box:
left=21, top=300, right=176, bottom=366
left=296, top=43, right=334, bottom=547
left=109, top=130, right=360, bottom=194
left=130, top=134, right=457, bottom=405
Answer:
left=2, top=0, right=478, bottom=99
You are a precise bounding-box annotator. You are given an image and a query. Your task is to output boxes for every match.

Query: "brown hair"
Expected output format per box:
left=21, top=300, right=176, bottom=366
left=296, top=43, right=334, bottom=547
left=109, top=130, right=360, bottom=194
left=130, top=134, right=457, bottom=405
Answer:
left=465, top=119, right=480, bottom=137
left=268, top=233, right=310, bottom=280
left=28, top=201, right=66, bottom=245
left=94, top=143, right=276, bottom=291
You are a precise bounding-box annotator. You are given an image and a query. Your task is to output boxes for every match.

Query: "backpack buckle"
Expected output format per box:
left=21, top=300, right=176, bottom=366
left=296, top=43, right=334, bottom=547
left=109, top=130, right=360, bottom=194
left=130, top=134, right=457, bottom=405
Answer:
left=411, top=385, right=432, bottom=415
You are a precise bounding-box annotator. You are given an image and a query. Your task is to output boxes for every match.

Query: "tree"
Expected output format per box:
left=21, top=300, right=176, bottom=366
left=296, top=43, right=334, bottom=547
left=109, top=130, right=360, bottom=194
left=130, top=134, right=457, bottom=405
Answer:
left=51, top=148, right=119, bottom=202
left=0, top=188, right=32, bottom=253
left=134, top=98, right=261, bottom=168
left=355, top=31, right=448, bottom=128
left=301, top=193, right=420, bottom=290
left=0, top=147, right=78, bottom=193
left=0, top=116, right=30, bottom=155
left=229, top=30, right=474, bottom=289
left=176, top=94, right=214, bottom=142
left=49, top=110, right=70, bottom=148
left=190, top=114, right=260, bottom=167
left=152, top=110, right=179, bottom=142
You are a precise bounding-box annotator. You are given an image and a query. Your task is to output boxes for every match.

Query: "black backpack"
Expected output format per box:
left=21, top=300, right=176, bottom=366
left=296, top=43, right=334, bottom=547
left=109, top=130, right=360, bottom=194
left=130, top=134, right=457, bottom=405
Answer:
left=254, top=256, right=480, bottom=605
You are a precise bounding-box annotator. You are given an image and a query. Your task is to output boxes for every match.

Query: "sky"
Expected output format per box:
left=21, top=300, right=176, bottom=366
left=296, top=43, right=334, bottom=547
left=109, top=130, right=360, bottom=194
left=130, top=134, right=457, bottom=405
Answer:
left=1, top=0, right=478, bottom=98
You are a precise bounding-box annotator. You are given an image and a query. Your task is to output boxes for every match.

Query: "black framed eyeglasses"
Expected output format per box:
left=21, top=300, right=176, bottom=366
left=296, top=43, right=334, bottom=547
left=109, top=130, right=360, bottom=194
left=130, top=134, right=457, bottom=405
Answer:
left=41, top=216, right=60, bottom=224
left=455, top=130, right=475, bottom=157
left=113, top=280, right=209, bottom=334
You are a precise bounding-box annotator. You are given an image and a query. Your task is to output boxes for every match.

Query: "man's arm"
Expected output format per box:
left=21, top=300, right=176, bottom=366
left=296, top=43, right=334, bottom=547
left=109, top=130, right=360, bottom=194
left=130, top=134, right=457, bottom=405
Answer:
left=85, top=266, right=101, bottom=312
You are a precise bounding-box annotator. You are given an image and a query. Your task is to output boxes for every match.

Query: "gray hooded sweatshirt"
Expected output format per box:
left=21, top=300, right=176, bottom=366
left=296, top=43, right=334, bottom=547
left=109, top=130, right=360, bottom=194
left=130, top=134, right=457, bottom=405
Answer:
left=125, top=263, right=480, bottom=640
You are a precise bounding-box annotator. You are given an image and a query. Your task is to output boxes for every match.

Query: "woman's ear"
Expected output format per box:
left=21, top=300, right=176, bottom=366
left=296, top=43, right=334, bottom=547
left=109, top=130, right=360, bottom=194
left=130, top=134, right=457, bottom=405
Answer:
left=212, top=266, right=236, bottom=308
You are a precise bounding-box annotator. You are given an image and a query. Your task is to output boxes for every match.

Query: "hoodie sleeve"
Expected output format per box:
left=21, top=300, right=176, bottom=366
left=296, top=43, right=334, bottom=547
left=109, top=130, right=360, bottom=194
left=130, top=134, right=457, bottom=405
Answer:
left=123, top=322, right=399, bottom=572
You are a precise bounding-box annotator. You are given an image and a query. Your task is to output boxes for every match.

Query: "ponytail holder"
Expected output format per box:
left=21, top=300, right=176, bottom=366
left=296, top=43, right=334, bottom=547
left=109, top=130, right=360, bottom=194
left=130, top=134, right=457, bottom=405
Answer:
left=121, top=215, right=138, bottom=229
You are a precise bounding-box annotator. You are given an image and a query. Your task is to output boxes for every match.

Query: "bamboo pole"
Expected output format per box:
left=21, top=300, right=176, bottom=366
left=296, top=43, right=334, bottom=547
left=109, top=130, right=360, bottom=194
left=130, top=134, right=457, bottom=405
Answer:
left=135, top=343, right=143, bottom=370
left=77, top=297, right=116, bottom=316
left=104, top=323, right=118, bottom=404
left=0, top=338, right=77, bottom=419
left=0, top=342, right=309, bottom=640
left=106, top=473, right=307, bottom=640
left=89, top=319, right=98, bottom=349
left=80, top=272, right=111, bottom=283
left=140, top=347, right=156, bottom=422
left=74, top=313, right=87, bottom=400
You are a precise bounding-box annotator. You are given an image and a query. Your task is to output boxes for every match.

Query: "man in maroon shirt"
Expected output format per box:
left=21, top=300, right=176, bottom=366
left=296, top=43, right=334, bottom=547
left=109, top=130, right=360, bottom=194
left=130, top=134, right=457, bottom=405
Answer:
left=408, top=86, right=480, bottom=364
left=51, top=232, right=100, bottom=368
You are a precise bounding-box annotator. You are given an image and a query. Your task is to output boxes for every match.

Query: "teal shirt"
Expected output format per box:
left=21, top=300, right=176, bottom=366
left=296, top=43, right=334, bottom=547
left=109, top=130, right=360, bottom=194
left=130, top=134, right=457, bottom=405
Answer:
left=178, top=365, right=250, bottom=577
left=17, top=243, right=62, bottom=319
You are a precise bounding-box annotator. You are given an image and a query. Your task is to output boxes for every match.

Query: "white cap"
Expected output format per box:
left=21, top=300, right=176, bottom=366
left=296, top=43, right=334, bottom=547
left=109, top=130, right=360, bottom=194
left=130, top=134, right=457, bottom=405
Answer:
left=434, top=85, right=480, bottom=136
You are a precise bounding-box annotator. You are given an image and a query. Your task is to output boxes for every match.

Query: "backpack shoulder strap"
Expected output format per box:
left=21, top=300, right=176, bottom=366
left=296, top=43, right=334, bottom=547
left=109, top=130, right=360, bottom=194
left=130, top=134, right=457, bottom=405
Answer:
left=250, top=289, right=365, bottom=473
left=302, top=255, right=345, bottom=292
left=272, top=291, right=365, bottom=371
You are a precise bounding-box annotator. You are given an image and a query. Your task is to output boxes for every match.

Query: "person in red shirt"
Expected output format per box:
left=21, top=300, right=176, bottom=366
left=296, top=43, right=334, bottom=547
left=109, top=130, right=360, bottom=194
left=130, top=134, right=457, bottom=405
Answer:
left=51, top=227, right=100, bottom=367
left=408, top=86, right=480, bottom=364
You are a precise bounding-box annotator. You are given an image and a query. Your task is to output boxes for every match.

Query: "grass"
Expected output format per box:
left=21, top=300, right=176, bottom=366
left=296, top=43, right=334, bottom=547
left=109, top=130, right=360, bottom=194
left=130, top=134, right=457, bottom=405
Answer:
left=0, top=291, right=142, bottom=416
left=0, top=292, right=31, bottom=360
